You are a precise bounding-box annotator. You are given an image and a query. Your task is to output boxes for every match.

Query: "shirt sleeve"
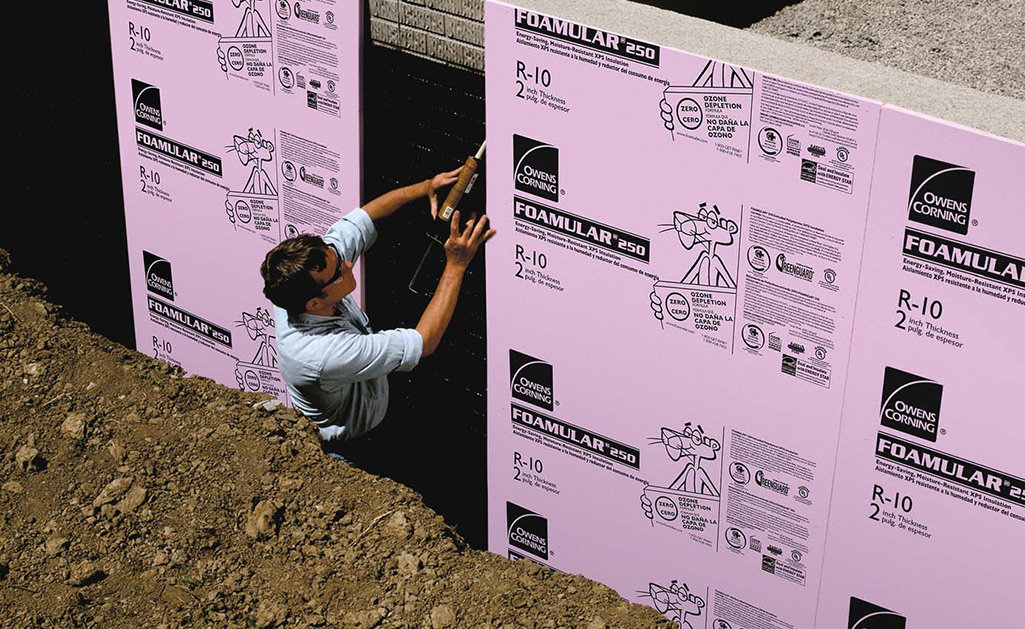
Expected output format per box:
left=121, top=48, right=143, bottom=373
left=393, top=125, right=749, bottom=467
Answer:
left=319, top=327, right=424, bottom=383
left=323, top=207, right=377, bottom=262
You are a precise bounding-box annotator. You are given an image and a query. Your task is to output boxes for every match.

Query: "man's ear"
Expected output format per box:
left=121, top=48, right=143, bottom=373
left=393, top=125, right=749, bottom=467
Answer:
left=305, top=296, right=320, bottom=313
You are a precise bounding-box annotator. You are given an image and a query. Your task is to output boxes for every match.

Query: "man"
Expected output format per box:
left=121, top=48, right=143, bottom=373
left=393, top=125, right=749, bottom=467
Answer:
left=260, top=168, right=495, bottom=462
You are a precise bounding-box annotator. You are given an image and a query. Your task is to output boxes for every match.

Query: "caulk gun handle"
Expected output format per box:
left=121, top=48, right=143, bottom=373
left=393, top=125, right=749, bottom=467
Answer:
left=438, top=155, right=478, bottom=222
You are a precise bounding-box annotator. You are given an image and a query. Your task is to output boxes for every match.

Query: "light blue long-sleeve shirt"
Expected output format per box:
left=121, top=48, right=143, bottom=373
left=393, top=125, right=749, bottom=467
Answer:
left=274, top=208, right=423, bottom=441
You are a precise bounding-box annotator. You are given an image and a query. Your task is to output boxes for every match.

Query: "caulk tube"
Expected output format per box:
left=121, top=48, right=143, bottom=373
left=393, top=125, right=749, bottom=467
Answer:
left=438, top=141, right=486, bottom=222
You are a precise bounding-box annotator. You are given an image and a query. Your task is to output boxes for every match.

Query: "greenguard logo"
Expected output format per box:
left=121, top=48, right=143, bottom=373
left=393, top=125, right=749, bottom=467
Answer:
left=848, top=597, right=905, bottom=629
left=293, top=2, right=321, bottom=23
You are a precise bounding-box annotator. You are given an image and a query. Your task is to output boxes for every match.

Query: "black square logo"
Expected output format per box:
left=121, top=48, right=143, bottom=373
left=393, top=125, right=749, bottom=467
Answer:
left=908, top=155, right=975, bottom=235
left=143, top=251, right=174, bottom=302
left=781, top=355, right=797, bottom=376
left=849, top=597, right=906, bottom=629
left=132, top=79, right=163, bottom=131
left=510, top=349, right=553, bottom=410
left=880, top=367, right=942, bottom=442
left=513, top=135, right=559, bottom=202
left=507, top=502, right=548, bottom=560
left=800, top=159, right=817, bottom=183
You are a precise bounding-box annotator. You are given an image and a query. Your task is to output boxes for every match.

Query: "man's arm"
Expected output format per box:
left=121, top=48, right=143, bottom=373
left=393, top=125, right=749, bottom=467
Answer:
left=415, top=210, right=495, bottom=356
left=319, top=325, right=423, bottom=382
left=363, top=167, right=461, bottom=222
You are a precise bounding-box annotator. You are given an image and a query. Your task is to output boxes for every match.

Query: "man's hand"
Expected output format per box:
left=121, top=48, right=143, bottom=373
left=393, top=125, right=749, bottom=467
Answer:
left=364, top=168, right=461, bottom=223
left=414, top=210, right=496, bottom=357
left=443, top=210, right=495, bottom=269
left=427, top=167, right=462, bottom=219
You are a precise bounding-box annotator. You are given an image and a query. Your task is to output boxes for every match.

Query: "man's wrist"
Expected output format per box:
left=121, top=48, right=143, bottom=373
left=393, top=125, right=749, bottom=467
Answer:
left=443, top=260, right=469, bottom=276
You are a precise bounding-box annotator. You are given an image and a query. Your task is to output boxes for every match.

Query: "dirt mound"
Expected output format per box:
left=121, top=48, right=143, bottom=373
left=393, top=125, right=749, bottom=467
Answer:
left=0, top=250, right=668, bottom=628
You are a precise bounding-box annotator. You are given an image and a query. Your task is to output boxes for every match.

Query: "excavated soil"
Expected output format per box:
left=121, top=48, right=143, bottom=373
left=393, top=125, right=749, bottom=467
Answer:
left=0, top=248, right=668, bottom=629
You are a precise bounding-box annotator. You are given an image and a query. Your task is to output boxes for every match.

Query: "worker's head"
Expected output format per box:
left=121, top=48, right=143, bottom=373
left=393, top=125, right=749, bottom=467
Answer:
left=261, top=236, right=356, bottom=317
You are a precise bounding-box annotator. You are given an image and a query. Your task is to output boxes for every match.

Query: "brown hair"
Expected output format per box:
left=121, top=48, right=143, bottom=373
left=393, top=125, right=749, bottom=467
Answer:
left=260, top=235, right=330, bottom=318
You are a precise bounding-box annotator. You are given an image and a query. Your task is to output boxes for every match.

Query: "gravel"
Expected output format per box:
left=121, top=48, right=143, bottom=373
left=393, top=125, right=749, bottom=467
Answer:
left=750, top=0, right=1025, bottom=100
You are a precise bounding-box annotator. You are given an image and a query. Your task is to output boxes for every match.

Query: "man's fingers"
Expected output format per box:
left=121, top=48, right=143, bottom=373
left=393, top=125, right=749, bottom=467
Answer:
left=449, top=210, right=460, bottom=238
left=436, top=167, right=461, bottom=186
left=461, top=213, right=477, bottom=239
left=470, top=213, right=489, bottom=241
left=429, top=193, right=438, bottom=219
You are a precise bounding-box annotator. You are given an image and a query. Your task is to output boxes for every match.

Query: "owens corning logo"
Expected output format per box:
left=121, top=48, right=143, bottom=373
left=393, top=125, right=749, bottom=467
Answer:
left=908, top=155, right=975, bottom=235
left=507, top=502, right=548, bottom=560
left=880, top=366, right=942, bottom=442
left=848, top=597, right=906, bottom=629
left=514, top=135, right=559, bottom=202
left=143, top=251, right=174, bottom=302
left=132, top=79, right=163, bottom=131
left=510, top=349, right=553, bottom=411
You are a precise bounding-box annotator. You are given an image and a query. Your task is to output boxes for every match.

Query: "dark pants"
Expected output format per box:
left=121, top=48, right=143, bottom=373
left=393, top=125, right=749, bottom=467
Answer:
left=320, top=420, right=401, bottom=471
left=317, top=379, right=487, bottom=548
left=318, top=384, right=434, bottom=477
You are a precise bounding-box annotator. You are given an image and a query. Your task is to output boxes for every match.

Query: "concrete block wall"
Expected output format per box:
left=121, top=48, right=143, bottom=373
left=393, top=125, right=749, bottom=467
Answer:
left=370, top=0, right=486, bottom=72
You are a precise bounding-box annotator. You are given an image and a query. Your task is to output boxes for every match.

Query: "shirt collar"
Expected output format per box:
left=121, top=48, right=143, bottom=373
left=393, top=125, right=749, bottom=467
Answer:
left=291, top=298, right=355, bottom=327
left=291, top=310, right=342, bottom=327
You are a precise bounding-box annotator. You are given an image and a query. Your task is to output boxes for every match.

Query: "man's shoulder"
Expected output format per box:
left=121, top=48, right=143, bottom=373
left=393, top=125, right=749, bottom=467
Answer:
left=323, top=208, right=374, bottom=241
left=323, top=208, right=376, bottom=261
left=276, top=310, right=367, bottom=377
left=275, top=308, right=341, bottom=349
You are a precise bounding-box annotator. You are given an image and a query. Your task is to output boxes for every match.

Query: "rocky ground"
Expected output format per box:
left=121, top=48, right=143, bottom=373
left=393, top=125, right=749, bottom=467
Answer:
left=750, top=0, right=1025, bottom=100
left=0, top=247, right=669, bottom=629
